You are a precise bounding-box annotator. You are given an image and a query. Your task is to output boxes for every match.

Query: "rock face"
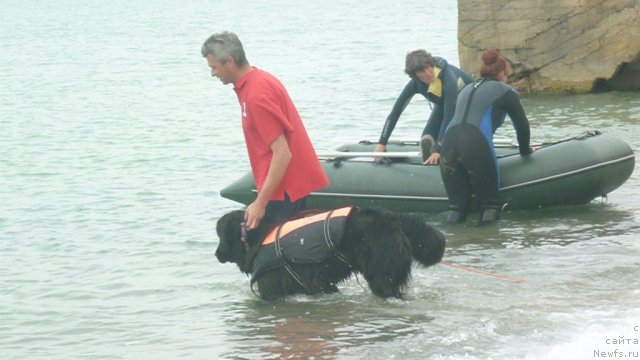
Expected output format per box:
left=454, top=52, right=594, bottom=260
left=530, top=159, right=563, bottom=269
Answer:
left=457, top=0, right=640, bottom=93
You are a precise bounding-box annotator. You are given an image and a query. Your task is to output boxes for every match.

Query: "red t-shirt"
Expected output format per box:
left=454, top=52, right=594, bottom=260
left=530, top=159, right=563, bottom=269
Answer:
left=233, top=68, right=329, bottom=202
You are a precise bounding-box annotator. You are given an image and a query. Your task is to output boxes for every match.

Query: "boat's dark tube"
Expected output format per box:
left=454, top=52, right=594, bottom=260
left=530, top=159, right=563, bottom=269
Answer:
left=220, top=131, right=635, bottom=213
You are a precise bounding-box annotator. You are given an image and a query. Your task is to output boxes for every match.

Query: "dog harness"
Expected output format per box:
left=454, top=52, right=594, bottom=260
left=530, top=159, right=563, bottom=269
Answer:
left=250, top=207, right=353, bottom=292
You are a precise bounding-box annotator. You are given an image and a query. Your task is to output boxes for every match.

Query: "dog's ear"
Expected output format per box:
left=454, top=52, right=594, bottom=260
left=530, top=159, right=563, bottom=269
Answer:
left=215, top=210, right=246, bottom=265
left=216, top=210, right=244, bottom=240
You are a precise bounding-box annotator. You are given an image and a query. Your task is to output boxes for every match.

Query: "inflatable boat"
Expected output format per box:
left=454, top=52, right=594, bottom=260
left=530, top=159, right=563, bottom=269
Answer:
left=220, top=130, right=635, bottom=213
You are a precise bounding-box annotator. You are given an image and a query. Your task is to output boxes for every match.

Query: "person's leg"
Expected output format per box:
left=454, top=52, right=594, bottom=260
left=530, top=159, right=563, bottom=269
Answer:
left=421, top=104, right=443, bottom=139
left=461, top=137, right=501, bottom=224
left=420, top=105, right=443, bottom=162
left=440, top=128, right=472, bottom=224
left=419, top=134, right=435, bottom=162
left=440, top=163, right=472, bottom=224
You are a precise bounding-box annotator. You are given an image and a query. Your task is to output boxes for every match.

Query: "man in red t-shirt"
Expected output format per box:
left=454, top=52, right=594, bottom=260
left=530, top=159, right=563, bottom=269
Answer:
left=202, top=31, right=329, bottom=229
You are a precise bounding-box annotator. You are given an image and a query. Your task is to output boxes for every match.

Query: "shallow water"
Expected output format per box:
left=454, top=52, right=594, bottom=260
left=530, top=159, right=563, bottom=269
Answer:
left=1, top=1, right=639, bottom=359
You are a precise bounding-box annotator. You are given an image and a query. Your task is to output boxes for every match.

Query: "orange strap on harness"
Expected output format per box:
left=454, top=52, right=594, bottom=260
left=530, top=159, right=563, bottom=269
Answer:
left=262, top=206, right=352, bottom=245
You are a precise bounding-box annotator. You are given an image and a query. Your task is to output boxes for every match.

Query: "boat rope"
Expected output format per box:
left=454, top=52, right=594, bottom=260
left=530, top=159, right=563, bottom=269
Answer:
left=539, top=128, right=601, bottom=146
left=496, top=129, right=603, bottom=159
left=356, top=129, right=602, bottom=156
left=440, top=260, right=528, bottom=283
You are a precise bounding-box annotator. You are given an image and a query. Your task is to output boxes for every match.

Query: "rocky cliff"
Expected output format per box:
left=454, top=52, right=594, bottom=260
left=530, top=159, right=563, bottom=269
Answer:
left=457, top=0, right=640, bottom=93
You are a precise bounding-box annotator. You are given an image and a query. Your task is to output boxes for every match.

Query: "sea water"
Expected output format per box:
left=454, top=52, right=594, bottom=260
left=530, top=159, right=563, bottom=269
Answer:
left=2, top=0, right=639, bottom=359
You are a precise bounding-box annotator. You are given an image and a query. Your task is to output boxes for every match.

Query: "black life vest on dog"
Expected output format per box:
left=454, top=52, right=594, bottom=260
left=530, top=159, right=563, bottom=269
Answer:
left=250, top=207, right=353, bottom=287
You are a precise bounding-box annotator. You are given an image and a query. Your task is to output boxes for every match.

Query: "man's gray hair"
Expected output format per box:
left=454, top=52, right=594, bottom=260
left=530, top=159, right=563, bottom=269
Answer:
left=201, top=31, right=248, bottom=66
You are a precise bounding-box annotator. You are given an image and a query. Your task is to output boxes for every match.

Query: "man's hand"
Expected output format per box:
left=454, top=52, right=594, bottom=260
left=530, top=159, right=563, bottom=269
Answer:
left=244, top=134, right=291, bottom=230
left=244, top=199, right=267, bottom=230
left=424, top=152, right=440, bottom=165
left=373, top=144, right=387, bottom=163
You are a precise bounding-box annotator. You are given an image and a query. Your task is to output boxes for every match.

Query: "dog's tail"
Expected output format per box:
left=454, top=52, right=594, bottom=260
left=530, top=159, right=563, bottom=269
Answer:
left=400, top=213, right=446, bottom=267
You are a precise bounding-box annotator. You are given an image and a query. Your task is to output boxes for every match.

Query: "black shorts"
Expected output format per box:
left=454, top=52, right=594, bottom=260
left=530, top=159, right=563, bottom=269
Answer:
left=264, top=193, right=307, bottom=224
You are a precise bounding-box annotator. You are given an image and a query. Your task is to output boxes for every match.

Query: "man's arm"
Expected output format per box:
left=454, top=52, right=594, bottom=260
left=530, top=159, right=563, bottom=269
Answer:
left=501, top=90, right=532, bottom=155
left=424, top=70, right=459, bottom=165
left=378, top=79, right=419, bottom=146
left=244, top=134, right=291, bottom=229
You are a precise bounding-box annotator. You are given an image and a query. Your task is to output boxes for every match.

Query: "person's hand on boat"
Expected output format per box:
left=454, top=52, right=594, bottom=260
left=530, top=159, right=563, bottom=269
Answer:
left=423, top=152, right=440, bottom=165
left=373, top=144, right=387, bottom=163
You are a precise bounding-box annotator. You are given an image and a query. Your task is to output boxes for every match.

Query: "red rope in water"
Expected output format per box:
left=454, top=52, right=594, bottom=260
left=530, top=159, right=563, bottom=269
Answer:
left=440, top=260, right=528, bottom=283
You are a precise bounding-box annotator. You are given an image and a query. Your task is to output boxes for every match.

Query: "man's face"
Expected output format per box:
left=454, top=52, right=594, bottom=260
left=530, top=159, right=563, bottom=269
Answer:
left=206, top=54, right=233, bottom=85
left=415, top=66, right=435, bottom=84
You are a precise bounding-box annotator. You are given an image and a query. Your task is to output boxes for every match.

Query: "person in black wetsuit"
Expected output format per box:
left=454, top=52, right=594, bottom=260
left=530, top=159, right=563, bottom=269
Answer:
left=439, top=49, right=535, bottom=225
left=374, top=50, right=474, bottom=164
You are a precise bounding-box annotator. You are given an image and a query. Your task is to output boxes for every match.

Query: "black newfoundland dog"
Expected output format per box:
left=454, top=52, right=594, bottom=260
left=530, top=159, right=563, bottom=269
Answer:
left=215, top=206, right=445, bottom=301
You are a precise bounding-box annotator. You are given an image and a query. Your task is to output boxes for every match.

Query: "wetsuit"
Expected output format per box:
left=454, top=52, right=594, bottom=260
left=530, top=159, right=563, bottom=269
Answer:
left=440, top=78, right=532, bottom=223
left=378, top=57, right=474, bottom=151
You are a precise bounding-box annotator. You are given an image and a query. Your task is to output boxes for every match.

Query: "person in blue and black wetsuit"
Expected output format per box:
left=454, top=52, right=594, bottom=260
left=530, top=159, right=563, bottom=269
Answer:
left=440, top=49, right=535, bottom=225
left=374, top=50, right=474, bottom=164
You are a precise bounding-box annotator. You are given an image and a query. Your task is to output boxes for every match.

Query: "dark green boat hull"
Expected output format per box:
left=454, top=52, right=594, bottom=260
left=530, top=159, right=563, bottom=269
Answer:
left=220, top=132, right=635, bottom=213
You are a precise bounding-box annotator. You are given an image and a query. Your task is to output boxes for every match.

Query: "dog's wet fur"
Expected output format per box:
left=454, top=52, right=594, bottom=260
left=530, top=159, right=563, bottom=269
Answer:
left=215, top=206, right=446, bottom=301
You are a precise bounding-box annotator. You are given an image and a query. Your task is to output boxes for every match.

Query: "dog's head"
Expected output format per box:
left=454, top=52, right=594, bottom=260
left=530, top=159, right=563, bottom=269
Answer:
left=215, top=210, right=283, bottom=274
left=215, top=210, right=248, bottom=270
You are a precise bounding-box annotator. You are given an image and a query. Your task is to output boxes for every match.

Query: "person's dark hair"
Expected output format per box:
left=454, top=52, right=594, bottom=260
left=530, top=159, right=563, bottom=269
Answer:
left=404, top=50, right=435, bottom=79
left=479, top=49, right=509, bottom=78
left=201, top=31, right=248, bottom=66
